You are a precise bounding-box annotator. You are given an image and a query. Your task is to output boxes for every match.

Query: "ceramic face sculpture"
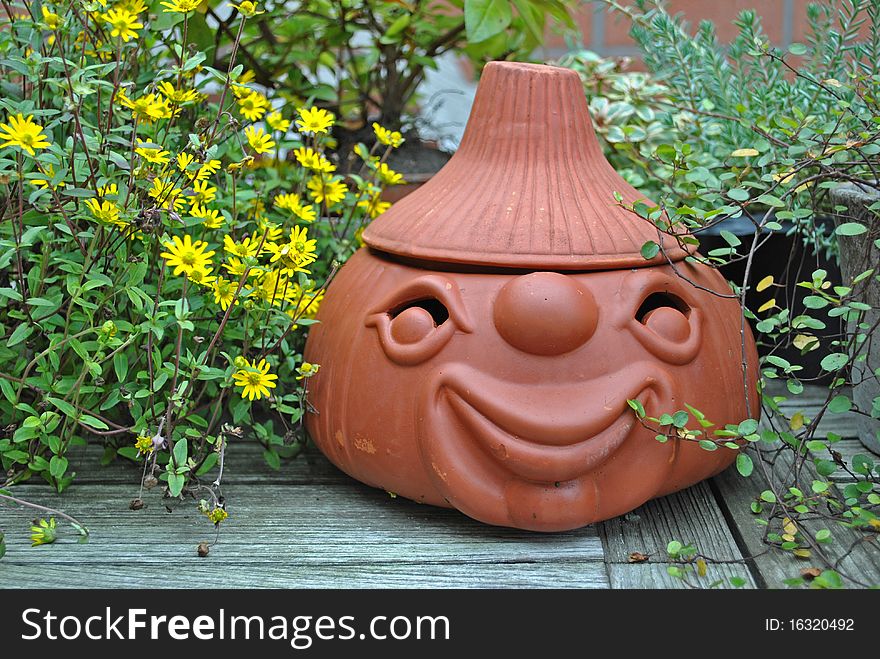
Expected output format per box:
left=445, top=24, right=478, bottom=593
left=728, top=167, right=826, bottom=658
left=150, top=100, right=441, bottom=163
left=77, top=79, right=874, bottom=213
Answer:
left=304, top=62, right=759, bottom=532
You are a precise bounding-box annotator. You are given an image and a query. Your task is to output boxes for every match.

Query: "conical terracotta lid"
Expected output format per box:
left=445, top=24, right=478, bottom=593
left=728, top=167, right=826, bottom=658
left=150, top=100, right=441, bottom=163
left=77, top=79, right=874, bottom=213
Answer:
left=362, top=61, right=692, bottom=270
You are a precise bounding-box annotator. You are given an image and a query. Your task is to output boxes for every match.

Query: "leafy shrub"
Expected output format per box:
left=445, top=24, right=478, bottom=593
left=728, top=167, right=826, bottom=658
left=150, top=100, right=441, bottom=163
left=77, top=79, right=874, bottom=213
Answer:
left=0, top=0, right=407, bottom=513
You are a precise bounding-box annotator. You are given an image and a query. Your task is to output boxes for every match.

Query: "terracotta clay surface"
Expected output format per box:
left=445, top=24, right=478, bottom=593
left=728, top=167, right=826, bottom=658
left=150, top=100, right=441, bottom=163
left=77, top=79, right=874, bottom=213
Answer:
left=304, top=61, right=759, bottom=531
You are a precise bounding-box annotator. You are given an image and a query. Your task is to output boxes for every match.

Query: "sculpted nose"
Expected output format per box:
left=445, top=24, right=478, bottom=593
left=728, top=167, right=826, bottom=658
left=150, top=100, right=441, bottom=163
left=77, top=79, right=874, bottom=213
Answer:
left=493, top=272, right=598, bottom=356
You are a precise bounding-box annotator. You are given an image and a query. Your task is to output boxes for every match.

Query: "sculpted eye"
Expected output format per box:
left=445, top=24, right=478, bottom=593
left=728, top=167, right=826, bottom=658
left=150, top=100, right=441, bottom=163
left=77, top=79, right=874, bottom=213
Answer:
left=630, top=289, right=701, bottom=365
left=389, top=299, right=450, bottom=344
left=636, top=292, right=691, bottom=343
left=366, top=276, right=471, bottom=366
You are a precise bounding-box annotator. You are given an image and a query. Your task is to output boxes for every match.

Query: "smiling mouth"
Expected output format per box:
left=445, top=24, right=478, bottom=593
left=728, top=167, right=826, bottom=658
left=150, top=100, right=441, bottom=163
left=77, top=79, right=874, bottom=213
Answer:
left=441, top=383, right=655, bottom=484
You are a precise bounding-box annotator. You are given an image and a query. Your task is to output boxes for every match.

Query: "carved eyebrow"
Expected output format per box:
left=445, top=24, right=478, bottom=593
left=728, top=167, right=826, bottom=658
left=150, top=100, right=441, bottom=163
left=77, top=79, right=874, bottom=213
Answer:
left=367, top=274, right=474, bottom=333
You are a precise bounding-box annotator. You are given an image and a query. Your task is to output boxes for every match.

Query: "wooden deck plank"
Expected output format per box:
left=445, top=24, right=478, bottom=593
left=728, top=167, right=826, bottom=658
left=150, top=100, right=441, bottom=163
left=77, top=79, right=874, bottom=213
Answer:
left=0, top=478, right=607, bottom=588
left=598, top=481, right=744, bottom=563
left=606, top=562, right=755, bottom=589
left=0, top=561, right=609, bottom=589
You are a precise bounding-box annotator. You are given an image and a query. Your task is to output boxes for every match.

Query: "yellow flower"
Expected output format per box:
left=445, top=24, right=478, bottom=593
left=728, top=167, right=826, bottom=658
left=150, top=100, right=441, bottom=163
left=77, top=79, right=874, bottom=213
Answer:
left=296, top=361, right=320, bottom=380
left=230, top=1, right=263, bottom=17
left=148, top=177, right=184, bottom=211
left=189, top=180, right=217, bottom=208
left=372, top=122, right=404, bottom=148
left=159, top=0, right=201, bottom=12
left=176, top=152, right=195, bottom=172
left=358, top=193, right=391, bottom=219
left=117, top=90, right=173, bottom=123
left=160, top=234, right=215, bottom=276
left=223, top=234, right=260, bottom=258
left=135, top=434, right=154, bottom=455
left=187, top=266, right=215, bottom=287
left=157, top=81, right=200, bottom=104
left=0, top=114, right=50, bottom=157
left=253, top=270, right=296, bottom=306
left=41, top=6, right=62, bottom=30
left=193, top=159, right=221, bottom=181
left=31, top=517, right=58, bottom=547
left=376, top=162, right=405, bottom=186
left=191, top=205, right=224, bottom=228
left=116, top=0, right=148, bottom=13
left=286, top=284, right=324, bottom=325
left=223, top=256, right=261, bottom=278
left=211, top=276, right=239, bottom=310
left=206, top=506, right=229, bottom=525
left=265, top=225, right=317, bottom=273
left=257, top=220, right=283, bottom=244
left=274, top=192, right=316, bottom=222
left=101, top=8, right=142, bottom=42
left=244, top=125, right=275, bottom=154
left=306, top=175, right=347, bottom=206
left=295, top=107, right=334, bottom=135
left=237, top=91, right=269, bottom=122
left=31, top=164, right=65, bottom=190
left=232, top=358, right=278, bottom=401
left=293, top=146, right=335, bottom=173
left=136, top=144, right=171, bottom=165
left=266, top=111, right=290, bottom=132
left=97, top=183, right=118, bottom=198
left=85, top=197, right=124, bottom=227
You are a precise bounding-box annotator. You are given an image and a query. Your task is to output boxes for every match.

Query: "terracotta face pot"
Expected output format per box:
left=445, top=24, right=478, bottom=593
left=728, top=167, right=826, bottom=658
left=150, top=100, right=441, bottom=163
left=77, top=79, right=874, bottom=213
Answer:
left=304, top=62, right=759, bottom=532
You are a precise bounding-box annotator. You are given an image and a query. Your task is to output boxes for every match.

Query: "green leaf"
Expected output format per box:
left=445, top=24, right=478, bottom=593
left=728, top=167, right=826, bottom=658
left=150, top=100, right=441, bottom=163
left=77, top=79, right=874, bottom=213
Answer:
left=727, top=188, right=750, bottom=201
left=167, top=472, right=185, bottom=497
left=263, top=449, right=281, bottom=471
left=172, top=437, right=188, bottom=468
left=815, top=529, right=831, bottom=542
left=46, top=396, right=77, bottom=419
left=820, top=352, right=848, bottom=371
left=627, top=399, right=645, bottom=418
left=79, top=414, right=109, bottom=430
left=672, top=411, right=689, bottom=428
left=49, top=455, right=68, bottom=479
left=760, top=490, right=777, bottom=503
left=788, top=43, right=807, bottom=55
left=640, top=240, right=660, bottom=259
left=756, top=194, right=785, bottom=208
left=828, top=395, right=851, bottom=413
left=737, top=419, right=759, bottom=435
left=720, top=230, right=741, bottom=247
left=736, top=453, right=754, bottom=477
left=113, top=352, right=128, bottom=382
left=6, top=323, right=32, bottom=347
left=464, top=0, right=513, bottom=43
left=835, top=222, right=867, bottom=236
left=196, top=452, right=219, bottom=476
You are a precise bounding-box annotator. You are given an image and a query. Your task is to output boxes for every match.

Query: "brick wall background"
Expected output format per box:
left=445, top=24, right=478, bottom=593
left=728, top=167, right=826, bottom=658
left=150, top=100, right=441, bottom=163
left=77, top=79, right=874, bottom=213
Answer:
left=540, top=0, right=854, bottom=60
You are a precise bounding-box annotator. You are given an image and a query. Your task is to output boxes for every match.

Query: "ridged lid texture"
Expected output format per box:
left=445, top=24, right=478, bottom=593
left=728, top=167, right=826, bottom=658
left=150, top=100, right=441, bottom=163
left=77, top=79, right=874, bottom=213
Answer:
left=362, top=61, right=691, bottom=270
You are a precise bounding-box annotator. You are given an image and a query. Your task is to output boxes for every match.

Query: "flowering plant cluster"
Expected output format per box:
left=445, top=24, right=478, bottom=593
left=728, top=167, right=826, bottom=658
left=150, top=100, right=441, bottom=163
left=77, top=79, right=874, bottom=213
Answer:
left=0, top=0, right=405, bottom=520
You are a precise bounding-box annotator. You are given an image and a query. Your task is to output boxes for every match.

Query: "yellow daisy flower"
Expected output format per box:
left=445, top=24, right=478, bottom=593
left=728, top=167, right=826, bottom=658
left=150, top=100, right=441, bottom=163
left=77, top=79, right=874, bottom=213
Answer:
left=223, top=256, right=261, bottom=278
left=189, top=180, right=217, bottom=208
left=237, top=91, right=269, bottom=122
left=148, top=177, right=184, bottom=212
left=101, top=8, right=142, bottom=42
left=159, top=0, right=201, bottom=13
left=376, top=162, right=405, bottom=186
left=0, top=114, right=50, bottom=156
left=295, top=107, right=334, bottom=135
left=223, top=234, right=261, bottom=258
left=135, top=144, right=171, bottom=165
left=159, top=234, right=215, bottom=276
left=358, top=193, right=391, bottom=219
left=31, top=164, right=65, bottom=190
left=190, top=205, right=224, bottom=229
left=293, top=146, right=335, bottom=173
left=244, top=125, right=275, bottom=154
left=157, top=81, right=200, bottom=104
left=266, top=111, right=290, bottom=132
left=232, top=358, right=278, bottom=401
left=211, top=276, right=239, bottom=310
left=194, top=159, right=222, bottom=181
left=41, top=6, right=62, bottom=30
left=230, top=1, right=264, bottom=17
left=372, top=122, right=404, bottom=148
left=306, top=175, right=347, bottom=206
